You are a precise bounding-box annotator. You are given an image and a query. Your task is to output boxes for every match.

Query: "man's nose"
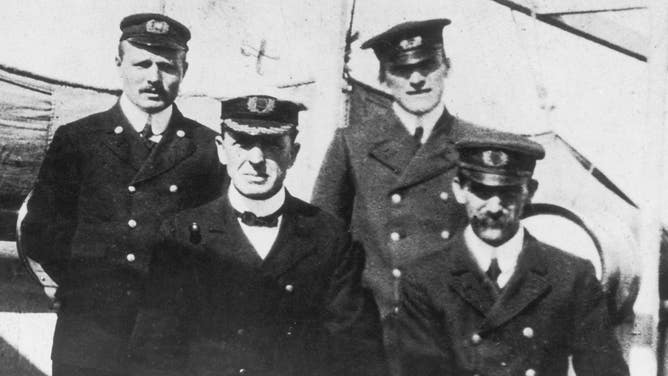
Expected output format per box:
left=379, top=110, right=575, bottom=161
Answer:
left=146, top=65, right=160, bottom=83
left=247, top=146, right=265, bottom=164
left=485, top=196, right=503, bottom=213
left=409, top=71, right=425, bottom=88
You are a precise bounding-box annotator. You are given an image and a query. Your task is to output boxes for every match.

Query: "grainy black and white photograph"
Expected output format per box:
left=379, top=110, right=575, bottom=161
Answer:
left=0, top=0, right=665, bottom=375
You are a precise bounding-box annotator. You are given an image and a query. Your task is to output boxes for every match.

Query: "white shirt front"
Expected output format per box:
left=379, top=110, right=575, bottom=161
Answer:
left=392, top=101, right=446, bottom=144
left=227, top=185, right=286, bottom=260
left=119, top=94, right=172, bottom=143
left=464, top=225, right=525, bottom=288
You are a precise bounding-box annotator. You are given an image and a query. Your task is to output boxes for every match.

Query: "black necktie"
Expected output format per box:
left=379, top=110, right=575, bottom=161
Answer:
left=139, top=117, right=155, bottom=149
left=413, top=126, right=424, bottom=144
left=486, top=258, right=502, bottom=288
left=235, top=210, right=281, bottom=227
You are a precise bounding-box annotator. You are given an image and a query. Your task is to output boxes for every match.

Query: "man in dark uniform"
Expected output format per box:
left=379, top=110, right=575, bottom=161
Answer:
left=311, top=18, right=486, bottom=371
left=21, top=13, right=225, bottom=376
left=128, top=95, right=387, bottom=376
left=398, top=131, right=629, bottom=376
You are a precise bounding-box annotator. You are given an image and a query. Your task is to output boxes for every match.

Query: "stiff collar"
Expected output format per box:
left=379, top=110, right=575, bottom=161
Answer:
left=228, top=185, right=286, bottom=217
left=464, top=224, right=524, bottom=287
left=392, top=101, right=446, bottom=144
left=119, top=93, right=173, bottom=136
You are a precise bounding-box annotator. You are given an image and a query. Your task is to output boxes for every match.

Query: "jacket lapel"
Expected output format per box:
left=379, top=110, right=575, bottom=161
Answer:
left=480, top=233, right=551, bottom=332
left=368, top=113, right=419, bottom=176
left=100, top=103, right=150, bottom=170
left=393, top=110, right=458, bottom=190
left=447, top=235, right=497, bottom=316
left=261, top=194, right=316, bottom=278
left=131, top=107, right=196, bottom=184
left=206, top=196, right=263, bottom=268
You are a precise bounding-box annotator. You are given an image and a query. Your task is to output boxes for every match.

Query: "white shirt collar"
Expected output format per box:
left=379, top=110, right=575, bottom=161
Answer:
left=119, top=93, right=173, bottom=135
left=464, top=224, right=525, bottom=288
left=227, top=185, right=286, bottom=217
left=392, top=101, right=446, bottom=144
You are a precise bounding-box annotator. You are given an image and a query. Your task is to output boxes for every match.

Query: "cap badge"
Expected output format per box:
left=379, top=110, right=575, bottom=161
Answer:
left=247, top=96, right=276, bottom=114
left=399, top=36, right=423, bottom=51
left=146, top=19, right=169, bottom=34
left=482, top=150, right=509, bottom=167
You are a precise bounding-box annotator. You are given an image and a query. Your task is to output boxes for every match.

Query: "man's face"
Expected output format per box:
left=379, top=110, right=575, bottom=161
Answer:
left=116, top=41, right=188, bottom=113
left=216, top=131, right=299, bottom=199
left=453, top=177, right=535, bottom=246
left=382, top=52, right=448, bottom=115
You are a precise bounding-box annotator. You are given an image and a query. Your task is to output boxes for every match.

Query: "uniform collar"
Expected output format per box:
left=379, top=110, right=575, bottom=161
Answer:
left=119, top=93, right=173, bottom=135
left=392, top=101, right=446, bottom=144
left=464, top=224, right=524, bottom=285
left=227, top=184, right=286, bottom=217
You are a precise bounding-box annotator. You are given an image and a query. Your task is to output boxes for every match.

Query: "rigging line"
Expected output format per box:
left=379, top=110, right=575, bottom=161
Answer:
left=342, top=0, right=358, bottom=128
left=509, top=3, right=556, bottom=133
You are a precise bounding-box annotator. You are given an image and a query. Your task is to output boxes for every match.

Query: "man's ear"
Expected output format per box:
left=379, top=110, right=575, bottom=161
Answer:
left=182, top=60, right=189, bottom=77
left=452, top=176, right=467, bottom=204
left=527, top=179, right=539, bottom=201
left=215, top=135, right=227, bottom=165
left=288, top=142, right=301, bottom=168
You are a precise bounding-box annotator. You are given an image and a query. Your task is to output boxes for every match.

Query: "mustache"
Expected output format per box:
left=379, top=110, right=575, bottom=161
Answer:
left=406, top=88, right=432, bottom=95
left=139, top=86, right=166, bottom=96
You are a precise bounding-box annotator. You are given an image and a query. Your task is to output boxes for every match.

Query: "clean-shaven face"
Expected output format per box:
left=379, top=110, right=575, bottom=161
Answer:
left=216, top=131, right=299, bottom=200
left=383, top=53, right=448, bottom=115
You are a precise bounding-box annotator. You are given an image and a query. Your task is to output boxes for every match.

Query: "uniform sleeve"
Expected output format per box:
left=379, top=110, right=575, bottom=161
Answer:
left=312, top=129, right=355, bottom=225
left=321, top=235, right=388, bottom=376
left=396, top=274, right=452, bottom=375
left=571, top=261, right=630, bottom=376
left=127, top=220, right=196, bottom=376
left=21, top=126, right=81, bottom=283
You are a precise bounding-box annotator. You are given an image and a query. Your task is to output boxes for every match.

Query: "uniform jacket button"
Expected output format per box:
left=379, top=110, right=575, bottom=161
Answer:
left=525, top=369, right=536, bottom=376
left=439, top=191, right=449, bottom=200
left=523, top=327, right=534, bottom=338
left=238, top=368, right=246, bottom=374
left=169, top=184, right=178, bottom=193
left=440, top=230, right=450, bottom=239
left=390, top=232, right=401, bottom=242
left=391, top=193, right=401, bottom=204
left=392, top=268, right=402, bottom=278
left=176, top=130, right=186, bottom=138
left=393, top=306, right=400, bottom=314
left=285, top=284, right=294, bottom=292
left=114, top=126, right=123, bottom=134
left=237, top=328, right=245, bottom=335
left=126, top=253, right=136, bottom=262
left=128, top=219, right=137, bottom=228
left=471, top=333, right=482, bottom=345
left=128, top=185, right=136, bottom=193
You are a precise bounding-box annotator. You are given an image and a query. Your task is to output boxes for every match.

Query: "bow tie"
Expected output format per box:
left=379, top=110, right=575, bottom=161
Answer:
left=235, top=210, right=282, bottom=227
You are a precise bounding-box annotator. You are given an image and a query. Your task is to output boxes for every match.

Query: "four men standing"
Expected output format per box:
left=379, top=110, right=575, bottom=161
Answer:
left=20, top=11, right=628, bottom=376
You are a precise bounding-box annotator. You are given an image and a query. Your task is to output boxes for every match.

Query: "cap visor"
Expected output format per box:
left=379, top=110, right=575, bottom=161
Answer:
left=126, top=36, right=186, bottom=51
left=388, top=47, right=440, bottom=66
left=460, top=170, right=528, bottom=187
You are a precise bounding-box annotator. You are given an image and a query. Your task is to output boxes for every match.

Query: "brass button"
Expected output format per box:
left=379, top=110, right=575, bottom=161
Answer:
left=176, top=130, right=185, bottom=138
left=439, top=192, right=449, bottom=201
left=128, top=219, right=137, bottom=228
left=471, top=333, right=482, bottom=345
left=285, top=284, right=294, bottom=292
left=286, top=326, right=294, bottom=336
left=126, top=253, right=136, bottom=262
left=169, top=184, right=178, bottom=193
left=525, top=369, right=536, bottom=376
left=390, top=232, right=401, bottom=242
left=440, top=230, right=450, bottom=239
left=523, top=327, right=534, bottom=338
left=114, top=126, right=123, bottom=134
left=237, top=328, right=245, bottom=335
left=239, top=369, right=246, bottom=374
left=391, top=193, right=401, bottom=204
left=393, top=306, right=400, bottom=314
left=128, top=185, right=136, bottom=193
left=392, top=268, right=402, bottom=278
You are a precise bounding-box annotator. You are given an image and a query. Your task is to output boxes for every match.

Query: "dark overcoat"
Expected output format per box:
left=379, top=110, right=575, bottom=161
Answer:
left=397, top=231, right=629, bottom=376
left=128, top=193, right=387, bottom=376
left=21, top=103, right=226, bottom=371
left=312, top=108, right=487, bottom=317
